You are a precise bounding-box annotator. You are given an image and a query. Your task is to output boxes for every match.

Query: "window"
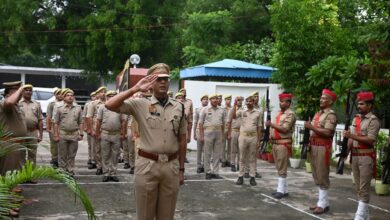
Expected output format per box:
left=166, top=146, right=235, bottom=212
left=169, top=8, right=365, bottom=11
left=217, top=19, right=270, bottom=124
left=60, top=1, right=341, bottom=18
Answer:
left=37, top=91, right=53, bottom=100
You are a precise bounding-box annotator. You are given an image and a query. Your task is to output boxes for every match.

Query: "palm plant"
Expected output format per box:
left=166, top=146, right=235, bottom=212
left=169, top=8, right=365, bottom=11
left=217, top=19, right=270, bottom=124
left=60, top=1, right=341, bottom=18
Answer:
left=0, top=127, right=97, bottom=219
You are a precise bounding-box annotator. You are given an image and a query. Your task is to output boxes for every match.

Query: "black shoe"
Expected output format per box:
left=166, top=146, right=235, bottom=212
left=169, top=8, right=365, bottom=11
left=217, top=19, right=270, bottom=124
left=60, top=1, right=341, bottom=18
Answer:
left=236, top=176, right=244, bottom=185
left=102, top=176, right=110, bottom=182
left=197, top=167, right=204, bottom=173
left=87, top=163, right=95, bottom=169
left=96, top=168, right=103, bottom=175
left=118, top=158, right=124, bottom=163
left=110, top=176, right=119, bottom=182
left=52, top=161, right=59, bottom=168
left=221, top=161, right=227, bottom=167
left=50, top=159, right=55, bottom=165
left=244, top=173, right=250, bottom=178
left=226, top=161, right=231, bottom=167
left=272, top=192, right=288, bottom=199
left=211, top=174, right=223, bottom=179
left=184, top=158, right=189, bottom=163
left=237, top=165, right=239, bottom=171
left=123, top=163, right=130, bottom=169
left=129, top=167, right=134, bottom=174
left=231, top=165, right=236, bottom=172
left=205, top=173, right=212, bottom=180
left=255, top=172, right=262, bottom=178
left=249, top=177, right=257, bottom=186
left=200, top=167, right=204, bottom=173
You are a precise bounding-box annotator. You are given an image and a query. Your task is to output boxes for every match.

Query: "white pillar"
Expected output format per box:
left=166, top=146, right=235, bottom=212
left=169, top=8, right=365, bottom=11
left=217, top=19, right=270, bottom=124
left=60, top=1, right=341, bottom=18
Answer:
left=21, top=73, right=26, bottom=84
left=61, top=75, right=66, bottom=88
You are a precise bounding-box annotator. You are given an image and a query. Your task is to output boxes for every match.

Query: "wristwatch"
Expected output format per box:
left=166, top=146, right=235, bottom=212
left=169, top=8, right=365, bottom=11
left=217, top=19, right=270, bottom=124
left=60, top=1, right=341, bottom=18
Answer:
left=179, top=168, right=185, bottom=172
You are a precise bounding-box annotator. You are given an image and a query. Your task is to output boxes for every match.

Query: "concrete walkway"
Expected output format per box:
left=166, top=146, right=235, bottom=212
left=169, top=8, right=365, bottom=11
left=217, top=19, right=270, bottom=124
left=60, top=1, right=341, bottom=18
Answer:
left=17, top=133, right=390, bottom=219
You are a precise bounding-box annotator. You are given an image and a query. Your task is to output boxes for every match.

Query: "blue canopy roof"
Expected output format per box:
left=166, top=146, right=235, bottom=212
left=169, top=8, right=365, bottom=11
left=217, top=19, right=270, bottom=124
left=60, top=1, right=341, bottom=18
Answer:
left=180, top=59, right=275, bottom=79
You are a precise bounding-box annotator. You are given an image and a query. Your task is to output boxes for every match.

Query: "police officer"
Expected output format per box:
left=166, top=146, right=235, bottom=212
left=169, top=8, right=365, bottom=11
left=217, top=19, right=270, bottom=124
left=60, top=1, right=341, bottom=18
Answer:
left=0, top=81, right=27, bottom=175
left=47, top=88, right=63, bottom=167
left=304, top=89, right=337, bottom=215
left=227, top=96, right=243, bottom=172
left=86, top=86, right=107, bottom=175
left=232, top=96, right=263, bottom=186
left=221, top=94, right=232, bottom=167
left=53, top=89, right=83, bottom=176
left=179, top=88, right=193, bottom=154
left=96, top=90, right=126, bottom=182
left=105, top=63, right=187, bottom=220
left=266, top=92, right=296, bottom=199
left=193, top=94, right=209, bottom=173
left=199, top=94, right=225, bottom=179
left=19, top=84, right=43, bottom=165
left=167, top=91, right=173, bottom=98
left=83, top=91, right=97, bottom=169
left=175, top=92, right=185, bottom=103
left=251, top=91, right=260, bottom=110
left=343, top=91, right=380, bottom=220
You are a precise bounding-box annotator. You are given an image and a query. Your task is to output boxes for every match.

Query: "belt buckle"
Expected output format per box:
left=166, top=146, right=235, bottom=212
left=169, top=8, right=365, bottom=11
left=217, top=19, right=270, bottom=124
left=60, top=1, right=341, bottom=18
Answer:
left=158, top=154, right=169, bottom=163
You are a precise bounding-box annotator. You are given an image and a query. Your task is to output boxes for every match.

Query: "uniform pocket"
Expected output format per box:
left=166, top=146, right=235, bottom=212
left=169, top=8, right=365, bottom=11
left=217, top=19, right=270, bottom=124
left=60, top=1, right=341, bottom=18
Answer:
left=135, top=157, right=153, bottom=175
left=168, top=159, right=180, bottom=175
left=146, top=115, right=161, bottom=129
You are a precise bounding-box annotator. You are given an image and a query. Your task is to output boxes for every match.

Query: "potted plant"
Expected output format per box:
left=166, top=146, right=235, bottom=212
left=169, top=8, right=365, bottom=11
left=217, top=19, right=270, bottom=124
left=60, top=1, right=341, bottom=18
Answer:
left=289, top=146, right=301, bottom=168
left=374, top=131, right=389, bottom=195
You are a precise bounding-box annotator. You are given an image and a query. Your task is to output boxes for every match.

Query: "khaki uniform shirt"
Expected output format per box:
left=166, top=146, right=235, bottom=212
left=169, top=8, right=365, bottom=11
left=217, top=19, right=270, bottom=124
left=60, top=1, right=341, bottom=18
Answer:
left=119, top=96, right=187, bottom=154
left=46, top=101, right=55, bottom=119
left=350, top=112, right=380, bottom=147
left=86, top=99, right=105, bottom=119
left=52, top=100, right=64, bottom=120
left=199, top=106, right=225, bottom=128
left=310, top=108, right=337, bottom=137
left=0, top=100, right=27, bottom=137
left=223, top=106, right=232, bottom=129
left=228, top=107, right=242, bottom=129
left=236, top=108, right=263, bottom=133
left=97, top=105, right=125, bottom=131
left=183, top=99, right=193, bottom=124
left=194, top=106, right=206, bottom=132
left=54, top=102, right=83, bottom=131
left=19, top=99, right=43, bottom=130
left=82, top=101, right=91, bottom=118
left=270, top=109, right=296, bottom=139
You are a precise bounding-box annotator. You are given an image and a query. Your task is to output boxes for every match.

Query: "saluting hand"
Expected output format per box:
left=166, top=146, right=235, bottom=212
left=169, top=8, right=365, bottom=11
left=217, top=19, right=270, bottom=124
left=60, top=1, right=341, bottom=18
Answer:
left=134, top=74, right=158, bottom=92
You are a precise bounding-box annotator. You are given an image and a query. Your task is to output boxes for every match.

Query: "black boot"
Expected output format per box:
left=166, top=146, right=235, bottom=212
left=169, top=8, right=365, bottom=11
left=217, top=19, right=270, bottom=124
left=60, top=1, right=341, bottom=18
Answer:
left=236, top=176, right=244, bottom=185
left=123, top=163, right=130, bottom=169
left=249, top=177, right=257, bottom=186
left=129, top=167, right=134, bottom=174
left=96, top=168, right=103, bottom=175
left=231, top=164, right=236, bottom=172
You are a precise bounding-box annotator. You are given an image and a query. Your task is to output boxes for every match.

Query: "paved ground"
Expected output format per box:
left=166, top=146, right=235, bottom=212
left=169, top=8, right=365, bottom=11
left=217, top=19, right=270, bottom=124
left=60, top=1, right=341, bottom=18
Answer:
left=16, top=133, right=390, bottom=219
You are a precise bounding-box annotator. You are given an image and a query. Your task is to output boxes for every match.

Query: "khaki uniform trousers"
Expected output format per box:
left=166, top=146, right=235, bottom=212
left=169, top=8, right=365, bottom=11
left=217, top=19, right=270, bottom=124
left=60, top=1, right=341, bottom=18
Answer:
left=100, top=133, right=121, bottom=176
left=309, top=145, right=330, bottom=189
left=0, top=140, right=26, bottom=175
left=58, top=133, right=79, bottom=173
left=204, top=130, right=223, bottom=174
left=92, top=118, right=102, bottom=169
left=221, top=131, right=231, bottom=163
left=87, top=133, right=94, bottom=161
left=49, top=132, right=58, bottom=161
left=134, top=156, right=180, bottom=220
left=123, top=128, right=135, bottom=167
left=230, top=130, right=240, bottom=165
left=272, top=144, right=289, bottom=178
left=352, top=156, right=373, bottom=203
left=238, top=134, right=257, bottom=177
left=196, top=129, right=204, bottom=168
left=26, top=130, right=38, bottom=164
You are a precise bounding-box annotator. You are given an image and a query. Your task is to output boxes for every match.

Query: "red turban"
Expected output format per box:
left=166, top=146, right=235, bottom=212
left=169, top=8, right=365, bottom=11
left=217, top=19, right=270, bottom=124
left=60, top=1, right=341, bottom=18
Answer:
left=322, top=89, right=337, bottom=101
left=357, top=91, right=374, bottom=101
left=279, top=93, right=293, bottom=101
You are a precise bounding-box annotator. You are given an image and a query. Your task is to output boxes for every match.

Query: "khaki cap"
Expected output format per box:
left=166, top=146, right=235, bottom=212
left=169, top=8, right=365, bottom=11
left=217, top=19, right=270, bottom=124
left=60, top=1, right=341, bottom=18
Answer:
left=60, top=88, right=70, bottom=96
left=224, top=94, right=232, bottom=99
left=179, top=88, right=186, bottom=93
left=147, top=63, right=170, bottom=77
left=64, top=89, right=74, bottom=95
left=106, top=90, right=117, bottom=96
left=167, top=91, right=173, bottom=96
left=250, top=91, right=259, bottom=97
left=2, top=81, right=22, bottom=89
left=22, top=84, right=33, bottom=89
left=90, top=91, right=96, bottom=96
left=175, top=92, right=184, bottom=98
left=209, top=94, right=218, bottom=99
left=200, top=94, right=208, bottom=100
left=95, top=86, right=107, bottom=93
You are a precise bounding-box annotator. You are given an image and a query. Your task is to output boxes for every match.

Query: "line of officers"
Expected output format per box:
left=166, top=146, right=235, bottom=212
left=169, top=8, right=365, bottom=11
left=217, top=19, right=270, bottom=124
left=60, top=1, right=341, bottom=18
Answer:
left=173, top=88, right=382, bottom=219
left=0, top=79, right=383, bottom=220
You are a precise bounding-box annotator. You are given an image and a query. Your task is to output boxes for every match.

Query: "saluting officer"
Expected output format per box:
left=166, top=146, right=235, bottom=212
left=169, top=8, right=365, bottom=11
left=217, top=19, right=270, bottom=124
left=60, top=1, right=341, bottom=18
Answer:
left=0, top=81, right=27, bottom=176
left=199, top=94, right=226, bottom=180
left=83, top=91, right=97, bottom=169
left=343, top=91, right=380, bottom=220
left=47, top=88, right=63, bottom=167
left=232, top=96, right=263, bottom=186
left=53, top=89, right=83, bottom=176
left=266, top=92, right=296, bottom=199
left=96, top=90, right=126, bottom=182
left=86, top=86, right=106, bottom=175
left=227, top=96, right=243, bottom=172
left=19, top=84, right=43, bottom=164
left=105, top=63, right=187, bottom=220
left=193, top=94, right=209, bottom=173
left=304, top=89, right=337, bottom=215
